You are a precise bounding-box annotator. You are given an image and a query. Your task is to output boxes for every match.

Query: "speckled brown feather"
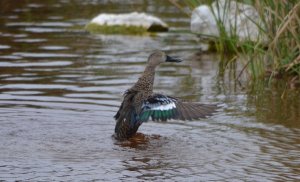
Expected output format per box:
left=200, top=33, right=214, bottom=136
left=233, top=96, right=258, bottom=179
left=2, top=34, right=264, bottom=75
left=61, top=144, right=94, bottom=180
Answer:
left=114, top=53, right=162, bottom=139
left=114, top=51, right=218, bottom=139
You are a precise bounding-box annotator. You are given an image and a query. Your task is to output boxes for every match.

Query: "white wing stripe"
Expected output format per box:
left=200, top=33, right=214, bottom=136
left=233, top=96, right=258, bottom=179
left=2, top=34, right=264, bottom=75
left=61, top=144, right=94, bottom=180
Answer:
left=148, top=102, right=176, bottom=111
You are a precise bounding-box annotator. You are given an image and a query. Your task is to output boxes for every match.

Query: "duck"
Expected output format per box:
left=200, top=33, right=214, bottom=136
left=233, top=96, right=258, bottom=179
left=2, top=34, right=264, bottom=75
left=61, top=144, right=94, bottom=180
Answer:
left=114, top=50, right=218, bottom=139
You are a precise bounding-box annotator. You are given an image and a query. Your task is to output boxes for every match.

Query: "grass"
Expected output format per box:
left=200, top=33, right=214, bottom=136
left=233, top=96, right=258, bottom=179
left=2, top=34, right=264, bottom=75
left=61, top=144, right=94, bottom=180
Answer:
left=169, top=0, right=300, bottom=84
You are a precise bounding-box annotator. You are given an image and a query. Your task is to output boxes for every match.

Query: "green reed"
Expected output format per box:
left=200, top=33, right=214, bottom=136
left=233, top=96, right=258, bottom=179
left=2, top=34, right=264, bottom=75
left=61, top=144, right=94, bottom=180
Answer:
left=169, top=0, right=300, bottom=82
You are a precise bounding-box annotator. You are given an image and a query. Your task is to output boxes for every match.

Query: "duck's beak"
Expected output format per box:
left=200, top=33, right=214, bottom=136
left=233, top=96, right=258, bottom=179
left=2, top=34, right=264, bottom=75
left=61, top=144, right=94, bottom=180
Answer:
left=166, top=55, right=183, bottom=63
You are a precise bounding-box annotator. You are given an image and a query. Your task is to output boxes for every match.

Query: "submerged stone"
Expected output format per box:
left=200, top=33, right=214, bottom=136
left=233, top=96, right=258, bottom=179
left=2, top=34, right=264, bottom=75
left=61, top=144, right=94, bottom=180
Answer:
left=191, top=0, right=267, bottom=43
left=86, top=12, right=168, bottom=35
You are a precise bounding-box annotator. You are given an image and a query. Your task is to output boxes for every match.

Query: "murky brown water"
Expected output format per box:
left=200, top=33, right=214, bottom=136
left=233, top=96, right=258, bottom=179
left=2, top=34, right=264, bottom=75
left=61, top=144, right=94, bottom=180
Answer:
left=0, top=0, right=300, bottom=181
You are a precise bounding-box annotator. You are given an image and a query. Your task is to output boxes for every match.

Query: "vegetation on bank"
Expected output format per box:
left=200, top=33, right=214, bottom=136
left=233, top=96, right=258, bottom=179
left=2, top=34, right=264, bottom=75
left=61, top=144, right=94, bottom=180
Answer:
left=169, top=0, right=300, bottom=84
left=85, top=23, right=149, bottom=35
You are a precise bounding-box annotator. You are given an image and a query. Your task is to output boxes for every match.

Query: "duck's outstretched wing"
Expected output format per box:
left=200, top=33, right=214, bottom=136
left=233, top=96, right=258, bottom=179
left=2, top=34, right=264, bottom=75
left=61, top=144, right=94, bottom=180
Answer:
left=139, top=94, right=218, bottom=122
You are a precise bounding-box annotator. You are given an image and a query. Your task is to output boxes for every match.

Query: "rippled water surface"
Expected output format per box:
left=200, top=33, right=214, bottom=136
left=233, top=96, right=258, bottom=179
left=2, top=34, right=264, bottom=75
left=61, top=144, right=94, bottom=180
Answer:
left=0, top=0, right=300, bottom=181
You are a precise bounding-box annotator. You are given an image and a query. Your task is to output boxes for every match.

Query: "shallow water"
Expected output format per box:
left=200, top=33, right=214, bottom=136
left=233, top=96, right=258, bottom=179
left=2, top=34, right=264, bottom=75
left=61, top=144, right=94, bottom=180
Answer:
left=0, top=0, right=300, bottom=181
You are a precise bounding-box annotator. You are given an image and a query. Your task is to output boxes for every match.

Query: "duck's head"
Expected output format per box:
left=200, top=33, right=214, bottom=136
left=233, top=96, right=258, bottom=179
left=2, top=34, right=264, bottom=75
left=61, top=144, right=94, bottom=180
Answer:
left=147, top=50, right=183, bottom=67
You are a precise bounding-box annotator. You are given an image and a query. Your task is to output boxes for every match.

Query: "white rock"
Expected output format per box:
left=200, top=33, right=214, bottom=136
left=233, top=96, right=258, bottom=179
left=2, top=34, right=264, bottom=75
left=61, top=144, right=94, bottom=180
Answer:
left=191, top=5, right=219, bottom=37
left=90, top=12, right=168, bottom=31
left=191, top=0, right=267, bottom=42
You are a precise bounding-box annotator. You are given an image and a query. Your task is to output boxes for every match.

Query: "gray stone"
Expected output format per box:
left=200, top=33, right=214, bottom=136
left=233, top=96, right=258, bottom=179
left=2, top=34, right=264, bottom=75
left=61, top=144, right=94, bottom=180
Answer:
left=88, top=12, right=168, bottom=32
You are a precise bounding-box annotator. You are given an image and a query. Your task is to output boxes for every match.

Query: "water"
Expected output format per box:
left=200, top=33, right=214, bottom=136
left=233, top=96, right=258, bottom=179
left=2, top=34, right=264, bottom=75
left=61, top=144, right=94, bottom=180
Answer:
left=0, top=0, right=300, bottom=181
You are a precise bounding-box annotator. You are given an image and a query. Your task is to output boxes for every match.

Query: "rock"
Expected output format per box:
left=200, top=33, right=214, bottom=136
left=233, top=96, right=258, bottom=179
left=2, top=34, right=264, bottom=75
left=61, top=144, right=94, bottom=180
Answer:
left=86, top=12, right=168, bottom=34
left=191, top=0, right=267, bottom=43
left=191, top=5, right=219, bottom=37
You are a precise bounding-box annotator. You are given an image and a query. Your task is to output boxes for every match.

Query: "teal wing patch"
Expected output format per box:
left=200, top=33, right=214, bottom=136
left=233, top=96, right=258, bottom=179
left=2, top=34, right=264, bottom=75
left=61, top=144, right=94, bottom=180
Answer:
left=139, top=94, right=178, bottom=122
